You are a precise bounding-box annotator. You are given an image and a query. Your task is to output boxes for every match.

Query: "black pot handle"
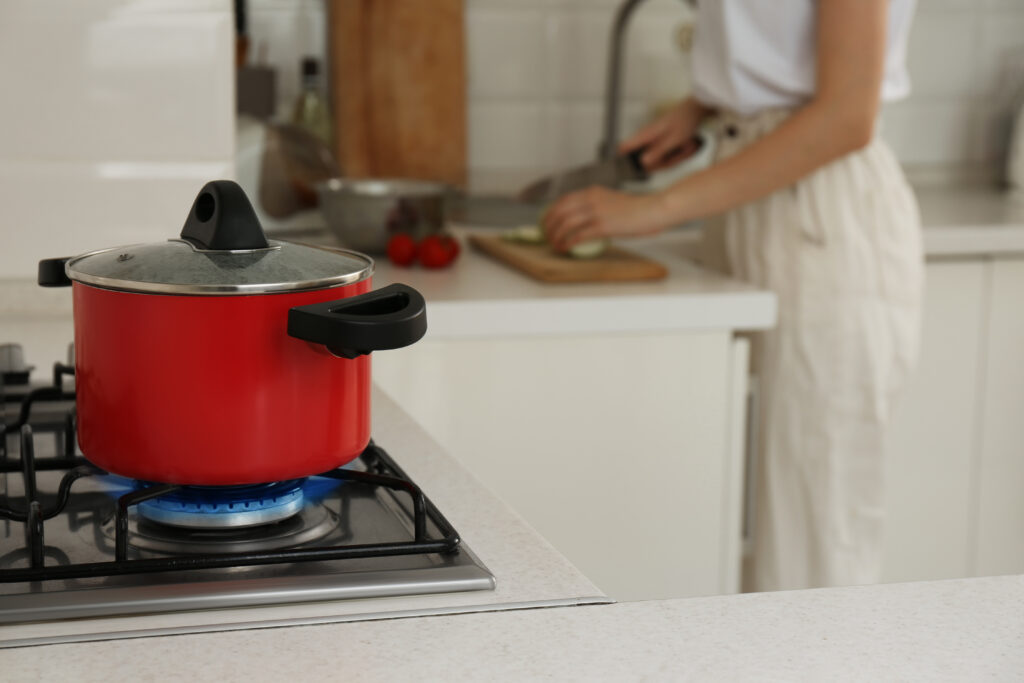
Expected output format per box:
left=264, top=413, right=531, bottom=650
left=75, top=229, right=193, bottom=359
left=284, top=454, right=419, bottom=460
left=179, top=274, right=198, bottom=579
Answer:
left=287, top=284, right=427, bottom=359
left=38, top=258, right=72, bottom=287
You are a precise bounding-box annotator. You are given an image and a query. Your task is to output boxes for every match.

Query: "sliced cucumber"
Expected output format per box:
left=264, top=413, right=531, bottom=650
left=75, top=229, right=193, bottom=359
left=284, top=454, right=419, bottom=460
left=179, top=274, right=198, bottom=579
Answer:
left=501, top=223, right=608, bottom=259
left=501, top=224, right=546, bottom=244
left=569, top=239, right=609, bottom=259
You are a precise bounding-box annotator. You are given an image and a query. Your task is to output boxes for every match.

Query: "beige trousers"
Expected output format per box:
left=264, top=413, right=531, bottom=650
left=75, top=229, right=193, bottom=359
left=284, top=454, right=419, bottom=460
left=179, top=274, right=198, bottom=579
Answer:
left=703, top=108, right=924, bottom=591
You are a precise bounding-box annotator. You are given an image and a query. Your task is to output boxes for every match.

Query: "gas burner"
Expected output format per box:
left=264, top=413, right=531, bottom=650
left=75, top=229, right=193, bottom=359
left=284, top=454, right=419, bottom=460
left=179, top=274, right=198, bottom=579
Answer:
left=136, top=479, right=307, bottom=529
left=109, top=504, right=341, bottom=556
left=0, top=362, right=491, bottom=630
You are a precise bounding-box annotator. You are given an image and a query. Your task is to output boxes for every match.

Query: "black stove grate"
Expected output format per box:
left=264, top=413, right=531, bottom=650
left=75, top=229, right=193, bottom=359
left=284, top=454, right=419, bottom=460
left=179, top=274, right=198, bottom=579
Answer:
left=0, top=365, right=461, bottom=584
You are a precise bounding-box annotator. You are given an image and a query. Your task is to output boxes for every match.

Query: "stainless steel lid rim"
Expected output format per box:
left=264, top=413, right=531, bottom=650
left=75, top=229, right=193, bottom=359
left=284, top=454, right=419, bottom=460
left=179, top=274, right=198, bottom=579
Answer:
left=65, top=240, right=375, bottom=296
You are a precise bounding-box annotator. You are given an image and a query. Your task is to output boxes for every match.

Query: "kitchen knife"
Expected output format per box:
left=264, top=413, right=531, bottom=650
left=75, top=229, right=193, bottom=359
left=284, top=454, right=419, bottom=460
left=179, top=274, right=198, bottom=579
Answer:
left=518, top=137, right=701, bottom=204
left=518, top=149, right=647, bottom=204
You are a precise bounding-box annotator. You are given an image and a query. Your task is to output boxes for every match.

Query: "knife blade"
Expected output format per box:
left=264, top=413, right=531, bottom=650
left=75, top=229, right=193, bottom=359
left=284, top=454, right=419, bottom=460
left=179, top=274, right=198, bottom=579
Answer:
left=518, top=149, right=647, bottom=204
left=518, top=137, right=702, bottom=204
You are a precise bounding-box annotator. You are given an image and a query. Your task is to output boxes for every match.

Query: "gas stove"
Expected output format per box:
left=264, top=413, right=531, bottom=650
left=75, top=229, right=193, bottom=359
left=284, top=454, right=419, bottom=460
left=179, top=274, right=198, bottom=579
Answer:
left=0, top=343, right=494, bottom=632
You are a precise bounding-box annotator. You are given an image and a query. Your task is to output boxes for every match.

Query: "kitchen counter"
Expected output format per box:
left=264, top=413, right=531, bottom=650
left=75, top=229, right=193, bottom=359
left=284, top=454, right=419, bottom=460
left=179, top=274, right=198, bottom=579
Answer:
left=366, top=184, right=1024, bottom=340
left=0, top=383, right=608, bottom=648
left=323, top=184, right=1024, bottom=341
left=2, top=229, right=779, bottom=345
left=917, top=186, right=1024, bottom=257
left=371, top=228, right=777, bottom=339
left=5, top=574, right=1022, bottom=680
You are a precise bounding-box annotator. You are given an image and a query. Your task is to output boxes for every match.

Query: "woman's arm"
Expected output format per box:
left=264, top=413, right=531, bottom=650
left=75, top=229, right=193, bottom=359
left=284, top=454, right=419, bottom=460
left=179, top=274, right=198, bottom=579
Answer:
left=545, top=0, right=890, bottom=251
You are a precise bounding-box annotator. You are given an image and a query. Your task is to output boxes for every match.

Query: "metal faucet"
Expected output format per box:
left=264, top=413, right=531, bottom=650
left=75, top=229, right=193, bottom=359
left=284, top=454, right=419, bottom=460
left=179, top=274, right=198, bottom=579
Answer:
left=598, top=0, right=651, bottom=161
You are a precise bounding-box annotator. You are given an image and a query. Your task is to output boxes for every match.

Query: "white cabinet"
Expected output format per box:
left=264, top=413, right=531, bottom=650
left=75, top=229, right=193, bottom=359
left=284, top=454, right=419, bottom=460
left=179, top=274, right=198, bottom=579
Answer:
left=374, top=331, right=750, bottom=601
left=883, top=257, right=1024, bottom=583
left=976, top=259, right=1024, bottom=576
left=375, top=257, right=1024, bottom=596
left=882, top=260, right=987, bottom=583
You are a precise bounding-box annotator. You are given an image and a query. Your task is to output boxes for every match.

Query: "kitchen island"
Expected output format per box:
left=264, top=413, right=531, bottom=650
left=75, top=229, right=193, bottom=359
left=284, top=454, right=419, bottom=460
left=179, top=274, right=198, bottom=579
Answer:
left=5, top=573, right=1022, bottom=680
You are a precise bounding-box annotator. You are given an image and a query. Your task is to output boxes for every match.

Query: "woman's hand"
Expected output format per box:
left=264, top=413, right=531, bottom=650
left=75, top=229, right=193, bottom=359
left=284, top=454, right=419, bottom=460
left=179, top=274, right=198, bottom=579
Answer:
left=542, top=187, right=674, bottom=252
left=620, top=97, right=709, bottom=172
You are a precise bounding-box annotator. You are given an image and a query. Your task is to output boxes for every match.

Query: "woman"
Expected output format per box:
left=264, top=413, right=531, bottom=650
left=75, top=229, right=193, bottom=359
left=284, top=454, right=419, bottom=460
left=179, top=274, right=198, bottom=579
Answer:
left=544, top=0, right=923, bottom=592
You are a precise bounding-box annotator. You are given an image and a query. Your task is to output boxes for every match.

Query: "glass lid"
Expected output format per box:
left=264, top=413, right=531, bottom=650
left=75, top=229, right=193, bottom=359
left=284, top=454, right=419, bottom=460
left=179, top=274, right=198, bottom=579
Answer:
left=64, top=181, right=373, bottom=295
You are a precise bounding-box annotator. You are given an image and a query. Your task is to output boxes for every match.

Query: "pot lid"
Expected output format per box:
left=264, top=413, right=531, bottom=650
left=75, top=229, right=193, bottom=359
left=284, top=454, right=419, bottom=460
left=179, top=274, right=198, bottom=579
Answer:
left=64, top=180, right=373, bottom=295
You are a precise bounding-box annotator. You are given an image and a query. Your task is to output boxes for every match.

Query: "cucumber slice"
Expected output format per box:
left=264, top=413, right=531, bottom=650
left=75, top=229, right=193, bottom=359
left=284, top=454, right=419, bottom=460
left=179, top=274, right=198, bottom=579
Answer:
left=501, top=225, right=546, bottom=244
left=568, top=239, right=609, bottom=259
left=501, top=223, right=607, bottom=259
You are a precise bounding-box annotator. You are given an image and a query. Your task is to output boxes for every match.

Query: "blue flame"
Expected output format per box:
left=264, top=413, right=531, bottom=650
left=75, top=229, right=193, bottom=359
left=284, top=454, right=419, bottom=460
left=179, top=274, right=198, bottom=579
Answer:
left=96, top=473, right=345, bottom=506
left=299, top=475, right=344, bottom=503
left=95, top=474, right=141, bottom=498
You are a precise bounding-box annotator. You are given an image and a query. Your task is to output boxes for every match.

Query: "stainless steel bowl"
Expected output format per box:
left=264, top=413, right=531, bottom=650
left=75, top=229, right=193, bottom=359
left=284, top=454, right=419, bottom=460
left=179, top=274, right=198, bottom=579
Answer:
left=317, top=178, right=448, bottom=254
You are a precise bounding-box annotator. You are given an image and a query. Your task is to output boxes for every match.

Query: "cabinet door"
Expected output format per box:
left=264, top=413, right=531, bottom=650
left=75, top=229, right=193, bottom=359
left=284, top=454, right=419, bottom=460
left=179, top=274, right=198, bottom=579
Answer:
left=373, top=331, right=741, bottom=600
left=976, top=259, right=1024, bottom=576
left=882, top=261, right=987, bottom=583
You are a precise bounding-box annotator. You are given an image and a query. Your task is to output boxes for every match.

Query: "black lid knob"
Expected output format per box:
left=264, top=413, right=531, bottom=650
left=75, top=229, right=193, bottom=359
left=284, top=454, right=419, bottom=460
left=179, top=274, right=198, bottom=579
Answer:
left=180, top=180, right=269, bottom=251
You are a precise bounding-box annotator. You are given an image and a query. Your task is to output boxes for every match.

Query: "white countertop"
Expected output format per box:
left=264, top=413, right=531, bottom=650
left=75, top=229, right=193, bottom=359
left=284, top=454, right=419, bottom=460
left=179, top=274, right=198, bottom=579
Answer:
left=0, top=380, right=607, bottom=648
left=6, top=574, right=1022, bottom=680
left=917, top=185, right=1024, bottom=257
left=0, top=230, right=779, bottom=340
left=369, top=183, right=1024, bottom=340
left=372, top=228, right=777, bottom=338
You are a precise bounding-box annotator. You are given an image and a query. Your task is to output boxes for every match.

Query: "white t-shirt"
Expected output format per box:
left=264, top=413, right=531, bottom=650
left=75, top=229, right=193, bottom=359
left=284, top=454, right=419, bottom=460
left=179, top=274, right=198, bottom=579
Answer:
left=691, top=0, right=917, bottom=115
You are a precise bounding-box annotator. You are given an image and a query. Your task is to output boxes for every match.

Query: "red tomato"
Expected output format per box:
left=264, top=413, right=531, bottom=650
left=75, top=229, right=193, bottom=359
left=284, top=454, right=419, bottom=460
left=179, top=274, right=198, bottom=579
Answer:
left=418, top=234, right=461, bottom=269
left=386, top=233, right=418, bottom=267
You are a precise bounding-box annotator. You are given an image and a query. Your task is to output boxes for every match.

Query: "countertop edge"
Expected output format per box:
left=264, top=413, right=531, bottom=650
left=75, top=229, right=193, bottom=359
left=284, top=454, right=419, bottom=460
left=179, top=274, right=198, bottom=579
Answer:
left=0, top=596, right=612, bottom=650
left=424, top=290, right=778, bottom=338
left=6, top=574, right=1022, bottom=679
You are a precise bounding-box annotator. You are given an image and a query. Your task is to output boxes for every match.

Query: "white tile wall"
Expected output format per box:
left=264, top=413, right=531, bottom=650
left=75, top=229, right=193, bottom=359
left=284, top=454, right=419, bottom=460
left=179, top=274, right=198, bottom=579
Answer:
left=0, top=11, right=233, bottom=162
left=902, top=11, right=982, bottom=99
left=234, top=0, right=1017, bottom=189
left=237, top=0, right=1024, bottom=190
left=465, top=0, right=693, bottom=191
left=0, top=0, right=234, bottom=279
left=882, top=2, right=1024, bottom=181
left=2, top=0, right=1022, bottom=281
left=882, top=102, right=979, bottom=166
left=240, top=0, right=693, bottom=192
left=977, top=8, right=1024, bottom=106
left=467, top=9, right=548, bottom=99
left=246, top=0, right=326, bottom=119
left=468, top=102, right=555, bottom=170
left=466, top=0, right=1024, bottom=190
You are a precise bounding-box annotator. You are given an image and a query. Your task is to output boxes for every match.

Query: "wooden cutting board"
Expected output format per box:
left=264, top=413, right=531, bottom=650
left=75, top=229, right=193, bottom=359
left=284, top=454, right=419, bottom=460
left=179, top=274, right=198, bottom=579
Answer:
left=469, top=234, right=668, bottom=283
left=327, top=0, right=466, bottom=187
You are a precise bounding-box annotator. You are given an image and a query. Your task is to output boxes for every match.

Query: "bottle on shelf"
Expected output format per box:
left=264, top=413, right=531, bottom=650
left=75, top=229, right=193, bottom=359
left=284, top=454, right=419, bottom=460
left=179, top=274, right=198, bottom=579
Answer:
left=291, top=57, right=331, bottom=145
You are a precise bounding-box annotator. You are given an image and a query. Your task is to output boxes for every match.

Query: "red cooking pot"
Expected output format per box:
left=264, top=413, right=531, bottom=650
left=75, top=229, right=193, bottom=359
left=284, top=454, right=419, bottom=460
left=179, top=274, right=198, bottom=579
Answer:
left=37, top=180, right=426, bottom=486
